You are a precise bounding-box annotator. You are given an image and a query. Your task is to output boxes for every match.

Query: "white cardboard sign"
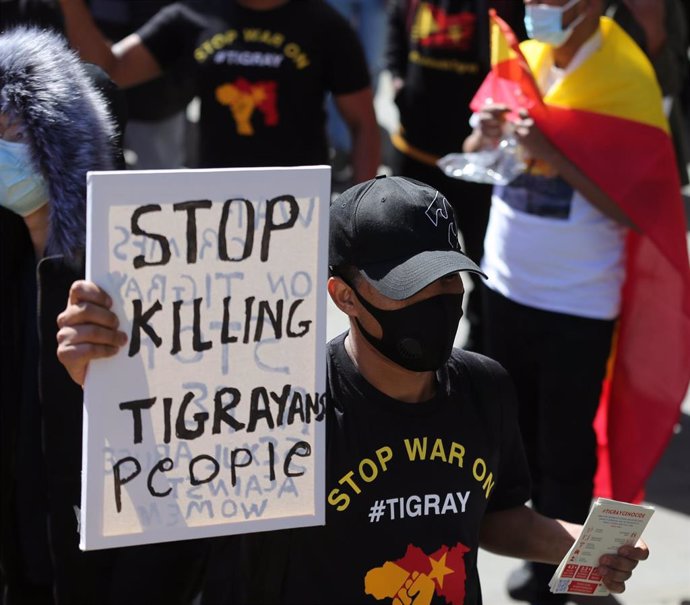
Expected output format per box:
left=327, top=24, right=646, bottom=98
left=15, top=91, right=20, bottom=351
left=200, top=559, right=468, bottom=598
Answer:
left=81, top=166, right=330, bottom=550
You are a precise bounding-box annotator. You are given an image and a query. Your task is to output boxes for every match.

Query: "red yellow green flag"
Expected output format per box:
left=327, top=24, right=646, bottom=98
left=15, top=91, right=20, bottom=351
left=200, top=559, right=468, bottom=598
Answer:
left=472, top=11, right=690, bottom=502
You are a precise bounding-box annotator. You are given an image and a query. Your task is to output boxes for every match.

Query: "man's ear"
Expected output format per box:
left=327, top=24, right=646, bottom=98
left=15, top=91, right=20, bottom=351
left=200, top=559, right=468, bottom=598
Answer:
left=327, top=276, right=358, bottom=317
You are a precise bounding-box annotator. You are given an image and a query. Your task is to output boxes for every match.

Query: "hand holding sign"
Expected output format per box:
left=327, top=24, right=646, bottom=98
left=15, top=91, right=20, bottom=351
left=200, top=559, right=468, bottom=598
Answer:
left=76, top=166, right=330, bottom=550
left=57, top=280, right=126, bottom=386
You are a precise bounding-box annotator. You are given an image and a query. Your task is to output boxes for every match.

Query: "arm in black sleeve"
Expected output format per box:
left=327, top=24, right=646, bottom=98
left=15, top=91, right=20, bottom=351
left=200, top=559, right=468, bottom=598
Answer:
left=650, top=0, right=688, bottom=97
left=485, top=366, right=531, bottom=513
left=385, top=0, right=409, bottom=80
left=608, top=0, right=688, bottom=97
left=136, top=2, right=204, bottom=72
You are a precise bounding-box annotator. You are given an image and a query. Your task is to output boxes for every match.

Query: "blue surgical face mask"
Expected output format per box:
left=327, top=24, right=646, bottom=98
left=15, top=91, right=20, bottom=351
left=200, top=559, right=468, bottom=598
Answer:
left=525, top=0, right=585, bottom=48
left=0, top=138, right=49, bottom=217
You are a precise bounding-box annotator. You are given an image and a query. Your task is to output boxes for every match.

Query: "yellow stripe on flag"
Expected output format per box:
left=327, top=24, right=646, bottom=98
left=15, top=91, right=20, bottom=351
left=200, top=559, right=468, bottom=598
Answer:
left=491, top=16, right=518, bottom=66
left=521, top=18, right=668, bottom=133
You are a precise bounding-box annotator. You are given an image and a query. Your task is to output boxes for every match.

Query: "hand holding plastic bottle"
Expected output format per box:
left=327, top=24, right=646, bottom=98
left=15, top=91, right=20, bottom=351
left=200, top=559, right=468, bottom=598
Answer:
left=438, top=102, right=527, bottom=186
left=474, top=103, right=511, bottom=148
left=513, top=109, right=560, bottom=165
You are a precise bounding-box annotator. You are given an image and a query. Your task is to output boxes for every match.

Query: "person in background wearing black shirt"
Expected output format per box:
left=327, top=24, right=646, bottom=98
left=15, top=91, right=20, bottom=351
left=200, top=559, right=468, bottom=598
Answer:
left=58, top=0, right=381, bottom=182
left=386, top=0, right=525, bottom=354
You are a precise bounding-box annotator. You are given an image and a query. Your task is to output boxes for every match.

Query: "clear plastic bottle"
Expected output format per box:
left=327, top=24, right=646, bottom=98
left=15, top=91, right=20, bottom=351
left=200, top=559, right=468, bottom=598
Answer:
left=438, top=131, right=526, bottom=186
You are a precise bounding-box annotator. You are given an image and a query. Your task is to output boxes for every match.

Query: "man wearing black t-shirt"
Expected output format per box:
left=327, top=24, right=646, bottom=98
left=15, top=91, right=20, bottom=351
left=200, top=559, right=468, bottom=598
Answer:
left=58, top=0, right=381, bottom=178
left=386, top=0, right=526, bottom=354
left=56, top=175, right=648, bottom=604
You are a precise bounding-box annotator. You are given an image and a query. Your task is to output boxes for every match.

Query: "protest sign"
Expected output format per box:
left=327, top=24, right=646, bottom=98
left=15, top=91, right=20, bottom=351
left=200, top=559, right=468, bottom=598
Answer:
left=81, top=166, right=330, bottom=550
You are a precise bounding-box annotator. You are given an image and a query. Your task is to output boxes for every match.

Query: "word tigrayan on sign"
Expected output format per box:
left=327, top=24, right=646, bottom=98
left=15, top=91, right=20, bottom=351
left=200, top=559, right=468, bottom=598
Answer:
left=81, top=166, right=330, bottom=550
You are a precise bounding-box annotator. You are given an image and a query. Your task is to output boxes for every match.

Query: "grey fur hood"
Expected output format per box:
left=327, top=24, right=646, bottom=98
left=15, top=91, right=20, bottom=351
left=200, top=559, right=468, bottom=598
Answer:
left=0, top=27, right=117, bottom=258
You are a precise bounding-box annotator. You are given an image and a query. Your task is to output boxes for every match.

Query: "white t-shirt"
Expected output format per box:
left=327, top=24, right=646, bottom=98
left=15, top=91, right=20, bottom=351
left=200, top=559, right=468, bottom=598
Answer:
left=482, top=31, right=627, bottom=320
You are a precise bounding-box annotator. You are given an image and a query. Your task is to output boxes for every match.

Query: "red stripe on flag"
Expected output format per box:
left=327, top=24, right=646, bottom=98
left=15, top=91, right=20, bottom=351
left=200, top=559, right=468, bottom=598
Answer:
left=532, top=105, right=690, bottom=501
left=533, top=106, right=688, bottom=274
left=471, top=10, right=690, bottom=502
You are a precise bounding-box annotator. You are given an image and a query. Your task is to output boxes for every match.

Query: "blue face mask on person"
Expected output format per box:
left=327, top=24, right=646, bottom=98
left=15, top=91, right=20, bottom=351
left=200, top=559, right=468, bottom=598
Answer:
left=524, top=0, right=585, bottom=48
left=0, top=138, right=49, bottom=217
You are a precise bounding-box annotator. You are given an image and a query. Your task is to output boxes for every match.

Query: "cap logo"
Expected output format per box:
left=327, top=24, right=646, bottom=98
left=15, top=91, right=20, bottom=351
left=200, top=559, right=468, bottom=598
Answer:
left=424, top=191, right=459, bottom=250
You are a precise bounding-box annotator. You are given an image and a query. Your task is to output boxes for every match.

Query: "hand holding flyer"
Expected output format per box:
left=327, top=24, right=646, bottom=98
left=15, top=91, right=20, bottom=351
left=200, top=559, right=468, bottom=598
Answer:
left=550, top=498, right=654, bottom=596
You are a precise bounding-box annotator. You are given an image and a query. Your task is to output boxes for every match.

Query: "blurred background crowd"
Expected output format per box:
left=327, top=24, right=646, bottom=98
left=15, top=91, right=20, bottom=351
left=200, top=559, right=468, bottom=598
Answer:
left=0, top=1, right=688, bottom=604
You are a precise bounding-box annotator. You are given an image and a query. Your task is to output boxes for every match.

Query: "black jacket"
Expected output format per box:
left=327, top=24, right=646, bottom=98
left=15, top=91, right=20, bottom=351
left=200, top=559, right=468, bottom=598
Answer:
left=0, top=27, right=205, bottom=603
left=0, top=27, right=117, bottom=594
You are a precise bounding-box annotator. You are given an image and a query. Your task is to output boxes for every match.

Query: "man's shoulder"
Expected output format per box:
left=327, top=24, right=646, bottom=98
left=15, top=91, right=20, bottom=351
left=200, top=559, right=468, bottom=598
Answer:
left=327, top=332, right=347, bottom=350
left=325, top=332, right=348, bottom=373
left=444, top=350, right=519, bottom=422
left=447, top=348, right=508, bottom=380
left=445, top=349, right=515, bottom=400
left=139, top=0, right=209, bottom=28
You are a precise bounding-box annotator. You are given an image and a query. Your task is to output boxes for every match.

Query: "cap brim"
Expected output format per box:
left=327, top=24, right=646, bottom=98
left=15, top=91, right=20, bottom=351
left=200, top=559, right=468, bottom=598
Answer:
left=359, top=250, right=487, bottom=300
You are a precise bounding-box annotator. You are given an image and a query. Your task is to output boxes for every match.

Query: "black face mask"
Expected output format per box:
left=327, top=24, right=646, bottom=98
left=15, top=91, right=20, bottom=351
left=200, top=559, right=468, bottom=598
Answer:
left=350, top=286, right=464, bottom=372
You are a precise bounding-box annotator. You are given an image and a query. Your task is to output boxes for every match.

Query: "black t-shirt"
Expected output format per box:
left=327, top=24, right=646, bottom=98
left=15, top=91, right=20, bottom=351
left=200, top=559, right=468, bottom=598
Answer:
left=233, top=333, right=531, bottom=605
left=138, top=0, right=370, bottom=168
left=387, top=0, right=524, bottom=157
left=91, top=0, right=197, bottom=121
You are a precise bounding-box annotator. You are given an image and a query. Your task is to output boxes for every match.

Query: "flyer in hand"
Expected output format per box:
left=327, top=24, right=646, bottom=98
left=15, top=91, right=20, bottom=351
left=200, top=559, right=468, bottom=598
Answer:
left=549, top=498, right=654, bottom=596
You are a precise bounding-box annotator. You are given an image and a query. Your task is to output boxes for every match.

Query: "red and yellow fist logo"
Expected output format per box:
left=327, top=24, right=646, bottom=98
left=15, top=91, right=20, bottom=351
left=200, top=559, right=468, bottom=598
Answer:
left=365, top=543, right=470, bottom=604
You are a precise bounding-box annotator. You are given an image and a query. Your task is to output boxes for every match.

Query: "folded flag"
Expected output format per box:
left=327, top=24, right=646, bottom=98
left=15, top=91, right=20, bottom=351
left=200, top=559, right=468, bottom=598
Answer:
left=472, top=11, right=690, bottom=502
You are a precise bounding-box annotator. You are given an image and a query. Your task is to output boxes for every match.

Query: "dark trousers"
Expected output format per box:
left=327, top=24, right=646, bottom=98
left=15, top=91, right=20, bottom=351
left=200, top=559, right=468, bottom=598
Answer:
left=484, top=287, right=615, bottom=522
left=48, top=503, right=208, bottom=605
left=390, top=149, right=492, bottom=351
left=484, top=288, right=615, bottom=599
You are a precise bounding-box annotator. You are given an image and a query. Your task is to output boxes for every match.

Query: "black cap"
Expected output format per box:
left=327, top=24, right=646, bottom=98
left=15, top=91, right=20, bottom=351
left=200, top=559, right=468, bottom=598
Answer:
left=329, top=175, right=486, bottom=300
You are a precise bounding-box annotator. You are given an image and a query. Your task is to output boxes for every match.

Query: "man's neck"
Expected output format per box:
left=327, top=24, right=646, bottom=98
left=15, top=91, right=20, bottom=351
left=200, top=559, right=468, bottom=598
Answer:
left=552, top=17, right=600, bottom=69
left=344, top=328, right=438, bottom=404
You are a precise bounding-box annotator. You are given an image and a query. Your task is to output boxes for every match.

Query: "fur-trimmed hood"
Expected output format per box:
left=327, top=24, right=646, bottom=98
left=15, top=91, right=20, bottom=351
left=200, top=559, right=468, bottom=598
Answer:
left=0, top=27, right=117, bottom=258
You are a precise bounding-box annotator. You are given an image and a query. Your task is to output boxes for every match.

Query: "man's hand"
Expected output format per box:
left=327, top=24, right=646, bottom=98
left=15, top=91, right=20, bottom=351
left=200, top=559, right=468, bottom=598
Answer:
left=480, top=507, right=650, bottom=595
left=463, top=103, right=510, bottom=152
left=512, top=110, right=637, bottom=228
left=56, top=280, right=127, bottom=386
left=514, top=109, right=558, bottom=163
left=598, top=541, right=650, bottom=594
left=477, top=103, right=510, bottom=146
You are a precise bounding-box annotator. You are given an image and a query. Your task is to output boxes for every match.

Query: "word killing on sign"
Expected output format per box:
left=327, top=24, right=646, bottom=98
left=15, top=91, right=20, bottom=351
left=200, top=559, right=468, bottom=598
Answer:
left=127, top=295, right=311, bottom=357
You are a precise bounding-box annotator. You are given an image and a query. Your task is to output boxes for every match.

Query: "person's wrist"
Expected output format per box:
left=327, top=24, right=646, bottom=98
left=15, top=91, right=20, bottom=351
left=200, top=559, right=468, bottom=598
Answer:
left=477, top=133, right=500, bottom=150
